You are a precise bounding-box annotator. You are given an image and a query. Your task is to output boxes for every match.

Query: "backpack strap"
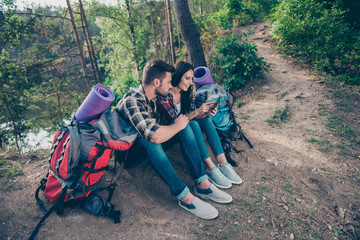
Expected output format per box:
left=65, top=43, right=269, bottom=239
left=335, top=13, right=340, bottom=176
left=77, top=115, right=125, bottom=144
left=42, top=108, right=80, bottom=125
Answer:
left=29, top=186, right=68, bottom=240
left=106, top=150, right=127, bottom=203
left=35, top=178, right=48, bottom=214
left=233, top=122, right=254, bottom=149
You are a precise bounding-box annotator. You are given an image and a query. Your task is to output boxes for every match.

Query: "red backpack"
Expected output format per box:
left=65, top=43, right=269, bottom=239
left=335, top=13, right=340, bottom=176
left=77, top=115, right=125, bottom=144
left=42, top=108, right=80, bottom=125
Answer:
left=30, top=109, right=138, bottom=240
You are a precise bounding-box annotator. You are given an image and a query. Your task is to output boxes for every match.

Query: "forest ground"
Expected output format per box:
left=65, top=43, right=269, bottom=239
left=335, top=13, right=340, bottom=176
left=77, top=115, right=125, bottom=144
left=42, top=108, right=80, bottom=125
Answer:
left=1, top=22, right=359, bottom=240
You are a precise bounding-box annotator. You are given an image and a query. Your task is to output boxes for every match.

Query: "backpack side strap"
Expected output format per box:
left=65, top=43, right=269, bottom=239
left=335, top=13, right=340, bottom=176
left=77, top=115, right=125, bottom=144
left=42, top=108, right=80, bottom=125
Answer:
left=107, top=150, right=126, bottom=202
left=35, top=178, right=48, bottom=214
left=29, top=186, right=68, bottom=240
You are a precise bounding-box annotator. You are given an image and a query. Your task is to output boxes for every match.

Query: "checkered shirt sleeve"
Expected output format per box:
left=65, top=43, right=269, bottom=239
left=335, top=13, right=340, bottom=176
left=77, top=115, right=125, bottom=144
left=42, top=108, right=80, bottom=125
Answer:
left=117, top=87, right=160, bottom=142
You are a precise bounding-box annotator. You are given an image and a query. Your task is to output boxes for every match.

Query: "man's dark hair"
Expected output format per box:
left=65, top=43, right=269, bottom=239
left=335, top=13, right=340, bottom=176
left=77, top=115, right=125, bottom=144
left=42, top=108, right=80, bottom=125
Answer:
left=142, top=59, right=175, bottom=85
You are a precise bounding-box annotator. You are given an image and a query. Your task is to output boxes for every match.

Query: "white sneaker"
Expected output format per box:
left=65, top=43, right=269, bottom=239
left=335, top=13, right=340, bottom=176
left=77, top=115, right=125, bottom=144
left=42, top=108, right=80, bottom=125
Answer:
left=218, top=163, right=243, bottom=184
left=179, top=197, right=218, bottom=220
left=207, top=167, right=232, bottom=189
left=194, top=184, right=233, bottom=204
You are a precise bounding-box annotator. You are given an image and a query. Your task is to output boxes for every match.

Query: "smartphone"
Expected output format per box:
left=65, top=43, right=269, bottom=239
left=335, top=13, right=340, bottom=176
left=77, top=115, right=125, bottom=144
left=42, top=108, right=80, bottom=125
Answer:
left=210, top=96, right=221, bottom=112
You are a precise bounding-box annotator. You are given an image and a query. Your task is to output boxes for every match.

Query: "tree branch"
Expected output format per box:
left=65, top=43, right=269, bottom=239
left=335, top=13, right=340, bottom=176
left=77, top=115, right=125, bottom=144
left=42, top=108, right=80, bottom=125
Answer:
left=15, top=12, right=71, bottom=21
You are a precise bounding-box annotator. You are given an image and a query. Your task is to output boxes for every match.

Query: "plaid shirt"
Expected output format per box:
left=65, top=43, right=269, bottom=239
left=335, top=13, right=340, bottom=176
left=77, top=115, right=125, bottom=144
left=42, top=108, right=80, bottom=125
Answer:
left=157, top=89, right=196, bottom=125
left=117, top=85, right=160, bottom=142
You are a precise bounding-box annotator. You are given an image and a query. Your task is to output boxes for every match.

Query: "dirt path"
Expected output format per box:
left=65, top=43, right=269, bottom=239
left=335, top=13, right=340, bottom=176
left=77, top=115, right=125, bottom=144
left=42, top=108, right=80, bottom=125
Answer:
left=1, top=22, right=359, bottom=240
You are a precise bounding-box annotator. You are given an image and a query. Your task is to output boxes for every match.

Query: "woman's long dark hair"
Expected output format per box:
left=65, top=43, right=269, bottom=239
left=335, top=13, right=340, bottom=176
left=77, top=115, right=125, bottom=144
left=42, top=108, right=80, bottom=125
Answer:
left=172, top=61, right=194, bottom=114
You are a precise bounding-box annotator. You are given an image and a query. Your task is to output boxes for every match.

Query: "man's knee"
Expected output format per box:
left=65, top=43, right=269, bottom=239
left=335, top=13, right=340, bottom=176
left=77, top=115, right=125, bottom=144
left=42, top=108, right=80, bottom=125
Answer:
left=180, top=124, right=193, bottom=136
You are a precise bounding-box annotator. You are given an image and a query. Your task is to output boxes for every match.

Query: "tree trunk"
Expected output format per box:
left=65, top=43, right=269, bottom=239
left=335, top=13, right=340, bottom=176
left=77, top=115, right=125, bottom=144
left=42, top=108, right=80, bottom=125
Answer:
left=125, top=0, right=141, bottom=83
left=148, top=1, right=159, bottom=59
left=163, top=3, right=171, bottom=63
left=79, top=0, right=101, bottom=83
left=66, top=0, right=91, bottom=91
left=0, top=85, right=20, bottom=149
left=164, top=0, right=176, bottom=64
left=50, top=68, right=63, bottom=122
left=177, top=21, right=181, bottom=53
left=173, top=0, right=206, bottom=68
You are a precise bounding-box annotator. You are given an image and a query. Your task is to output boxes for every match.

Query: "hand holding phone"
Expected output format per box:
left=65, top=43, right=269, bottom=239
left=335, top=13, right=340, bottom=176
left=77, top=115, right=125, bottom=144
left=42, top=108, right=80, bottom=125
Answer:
left=210, top=96, right=221, bottom=112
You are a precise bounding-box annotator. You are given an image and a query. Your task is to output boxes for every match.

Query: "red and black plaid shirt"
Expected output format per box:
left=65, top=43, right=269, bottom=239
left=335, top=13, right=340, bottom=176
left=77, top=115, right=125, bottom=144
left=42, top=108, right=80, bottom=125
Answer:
left=156, top=89, right=196, bottom=125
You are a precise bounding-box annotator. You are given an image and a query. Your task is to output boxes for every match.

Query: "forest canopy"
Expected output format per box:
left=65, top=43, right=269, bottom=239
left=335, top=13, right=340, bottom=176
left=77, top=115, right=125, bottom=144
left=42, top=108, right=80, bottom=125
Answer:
left=1, top=0, right=359, bottom=151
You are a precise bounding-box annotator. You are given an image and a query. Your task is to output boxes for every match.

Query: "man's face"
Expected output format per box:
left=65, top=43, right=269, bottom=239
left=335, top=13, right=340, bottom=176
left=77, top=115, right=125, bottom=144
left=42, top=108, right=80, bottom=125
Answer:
left=155, top=72, right=172, bottom=97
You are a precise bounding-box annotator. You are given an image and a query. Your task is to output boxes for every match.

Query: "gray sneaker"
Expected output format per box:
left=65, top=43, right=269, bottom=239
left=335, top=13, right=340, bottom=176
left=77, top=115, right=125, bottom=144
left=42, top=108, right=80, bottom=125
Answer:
left=194, top=184, right=233, bottom=204
left=207, top=167, right=232, bottom=189
left=179, top=197, right=218, bottom=220
left=218, top=163, right=243, bottom=184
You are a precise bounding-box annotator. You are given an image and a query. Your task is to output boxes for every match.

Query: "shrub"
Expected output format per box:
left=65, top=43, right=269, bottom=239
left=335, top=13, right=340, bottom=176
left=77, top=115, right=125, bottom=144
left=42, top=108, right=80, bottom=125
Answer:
left=210, top=34, right=270, bottom=90
left=270, top=0, right=360, bottom=85
left=103, top=76, right=138, bottom=109
left=211, top=0, right=257, bottom=29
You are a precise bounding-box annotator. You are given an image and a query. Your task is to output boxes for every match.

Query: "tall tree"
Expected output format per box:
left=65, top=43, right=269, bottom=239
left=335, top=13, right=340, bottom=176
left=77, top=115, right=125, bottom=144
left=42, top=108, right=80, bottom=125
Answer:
left=148, top=0, right=159, bottom=59
left=79, top=0, right=101, bottom=83
left=66, top=0, right=91, bottom=90
left=173, top=0, right=206, bottom=67
left=0, top=1, right=35, bottom=149
left=125, top=0, right=141, bottom=83
left=164, top=0, right=176, bottom=64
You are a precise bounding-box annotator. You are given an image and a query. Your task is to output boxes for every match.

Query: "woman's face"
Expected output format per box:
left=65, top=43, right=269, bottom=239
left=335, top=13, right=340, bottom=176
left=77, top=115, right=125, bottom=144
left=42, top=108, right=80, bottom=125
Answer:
left=178, top=69, right=194, bottom=92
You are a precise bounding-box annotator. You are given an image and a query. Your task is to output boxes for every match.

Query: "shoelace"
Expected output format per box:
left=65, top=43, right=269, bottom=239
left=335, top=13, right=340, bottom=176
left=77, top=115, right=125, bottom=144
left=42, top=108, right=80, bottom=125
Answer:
left=213, top=167, right=226, bottom=179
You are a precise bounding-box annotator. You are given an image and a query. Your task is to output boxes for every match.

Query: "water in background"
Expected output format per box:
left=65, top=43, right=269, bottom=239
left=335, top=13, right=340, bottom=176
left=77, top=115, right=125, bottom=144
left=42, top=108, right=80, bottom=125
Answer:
left=21, top=129, right=54, bottom=152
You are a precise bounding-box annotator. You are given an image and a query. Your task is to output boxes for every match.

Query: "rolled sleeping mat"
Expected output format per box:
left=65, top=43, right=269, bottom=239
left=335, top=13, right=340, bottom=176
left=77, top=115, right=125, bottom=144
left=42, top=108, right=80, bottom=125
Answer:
left=75, top=83, right=115, bottom=122
left=193, top=66, right=214, bottom=90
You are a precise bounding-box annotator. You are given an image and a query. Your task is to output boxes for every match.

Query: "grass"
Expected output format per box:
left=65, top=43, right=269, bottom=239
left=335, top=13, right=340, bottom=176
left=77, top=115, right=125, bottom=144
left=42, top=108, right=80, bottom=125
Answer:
left=308, top=84, right=359, bottom=154
left=308, top=137, right=333, bottom=152
left=0, top=159, right=23, bottom=177
left=281, top=182, right=295, bottom=194
left=277, top=92, right=288, bottom=100
left=8, top=162, right=22, bottom=177
left=266, top=106, right=290, bottom=127
left=327, top=114, right=357, bottom=139
left=235, top=98, right=244, bottom=107
left=322, top=80, right=360, bottom=156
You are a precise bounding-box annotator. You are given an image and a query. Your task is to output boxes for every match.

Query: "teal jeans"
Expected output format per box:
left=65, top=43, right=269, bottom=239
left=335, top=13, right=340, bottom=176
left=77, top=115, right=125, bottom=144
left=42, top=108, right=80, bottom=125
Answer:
left=125, top=124, right=208, bottom=200
left=189, top=117, right=224, bottom=161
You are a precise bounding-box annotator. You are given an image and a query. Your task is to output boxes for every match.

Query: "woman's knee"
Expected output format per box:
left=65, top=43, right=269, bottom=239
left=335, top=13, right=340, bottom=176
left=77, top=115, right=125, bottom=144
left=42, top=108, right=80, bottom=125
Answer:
left=198, top=117, right=213, bottom=127
left=189, top=120, right=202, bottom=133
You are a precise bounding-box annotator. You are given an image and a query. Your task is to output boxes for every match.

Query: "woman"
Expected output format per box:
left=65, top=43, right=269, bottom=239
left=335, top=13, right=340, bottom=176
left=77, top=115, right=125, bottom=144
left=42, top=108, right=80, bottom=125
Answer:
left=157, top=61, right=242, bottom=189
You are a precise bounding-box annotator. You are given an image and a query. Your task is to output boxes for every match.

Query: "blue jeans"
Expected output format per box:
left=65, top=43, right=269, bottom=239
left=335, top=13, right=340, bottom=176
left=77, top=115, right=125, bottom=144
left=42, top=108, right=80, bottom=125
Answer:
left=125, top=124, right=208, bottom=200
left=189, top=118, right=224, bottom=161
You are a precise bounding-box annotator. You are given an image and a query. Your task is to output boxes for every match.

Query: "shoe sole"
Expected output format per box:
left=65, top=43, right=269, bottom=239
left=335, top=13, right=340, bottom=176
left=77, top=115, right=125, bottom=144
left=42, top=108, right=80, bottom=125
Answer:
left=194, top=191, right=233, bottom=204
left=178, top=201, right=218, bottom=220
left=228, top=178, right=243, bottom=185
left=208, top=177, right=232, bottom=189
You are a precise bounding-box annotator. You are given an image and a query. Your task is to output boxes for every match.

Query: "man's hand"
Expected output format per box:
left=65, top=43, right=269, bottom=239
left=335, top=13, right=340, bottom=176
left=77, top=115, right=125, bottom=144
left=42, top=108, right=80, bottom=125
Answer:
left=150, top=115, right=189, bottom=144
left=174, top=114, right=189, bottom=130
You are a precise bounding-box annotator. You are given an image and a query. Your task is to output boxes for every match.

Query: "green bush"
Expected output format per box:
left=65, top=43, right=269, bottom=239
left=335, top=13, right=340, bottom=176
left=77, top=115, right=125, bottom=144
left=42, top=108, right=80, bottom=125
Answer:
left=103, top=76, right=138, bottom=109
left=210, top=34, right=270, bottom=90
left=246, top=0, right=280, bottom=19
left=211, top=0, right=257, bottom=29
left=270, top=0, right=360, bottom=85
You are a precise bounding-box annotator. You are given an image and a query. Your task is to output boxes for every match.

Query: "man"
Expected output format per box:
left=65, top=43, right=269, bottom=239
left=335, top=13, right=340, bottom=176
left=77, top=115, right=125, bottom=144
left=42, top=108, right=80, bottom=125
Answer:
left=117, top=59, right=233, bottom=219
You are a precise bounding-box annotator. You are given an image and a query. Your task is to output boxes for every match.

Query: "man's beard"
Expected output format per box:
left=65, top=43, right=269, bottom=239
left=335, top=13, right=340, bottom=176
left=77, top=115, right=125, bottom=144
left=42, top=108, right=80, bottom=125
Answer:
left=155, top=86, right=169, bottom=97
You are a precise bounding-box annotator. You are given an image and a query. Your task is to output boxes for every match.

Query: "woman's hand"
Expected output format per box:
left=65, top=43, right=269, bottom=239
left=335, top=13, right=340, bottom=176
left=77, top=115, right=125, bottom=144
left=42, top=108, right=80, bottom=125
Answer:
left=197, top=102, right=213, bottom=115
left=208, top=104, right=218, bottom=116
